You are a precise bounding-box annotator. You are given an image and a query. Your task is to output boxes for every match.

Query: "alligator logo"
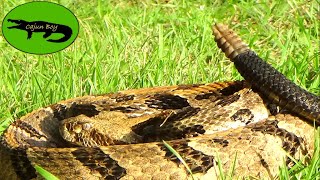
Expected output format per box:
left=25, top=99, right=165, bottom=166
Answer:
left=7, top=19, right=72, bottom=43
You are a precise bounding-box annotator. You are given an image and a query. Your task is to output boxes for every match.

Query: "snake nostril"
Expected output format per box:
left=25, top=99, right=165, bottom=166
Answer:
left=82, top=123, right=92, bottom=131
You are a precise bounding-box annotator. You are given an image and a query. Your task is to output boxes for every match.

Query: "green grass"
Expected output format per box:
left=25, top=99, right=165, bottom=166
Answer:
left=0, top=0, right=319, bottom=179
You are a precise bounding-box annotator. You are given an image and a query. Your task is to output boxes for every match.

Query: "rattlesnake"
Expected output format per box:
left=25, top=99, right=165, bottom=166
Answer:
left=0, top=24, right=318, bottom=179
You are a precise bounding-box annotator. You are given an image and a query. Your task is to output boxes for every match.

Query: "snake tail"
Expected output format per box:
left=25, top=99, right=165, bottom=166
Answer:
left=212, top=23, right=320, bottom=125
left=212, top=23, right=250, bottom=60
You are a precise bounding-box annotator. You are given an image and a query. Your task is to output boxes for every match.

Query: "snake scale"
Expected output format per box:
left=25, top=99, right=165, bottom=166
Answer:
left=0, top=24, right=318, bottom=179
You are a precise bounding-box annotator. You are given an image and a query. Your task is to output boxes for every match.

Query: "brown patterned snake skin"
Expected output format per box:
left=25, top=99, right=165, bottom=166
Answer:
left=0, top=24, right=318, bottom=180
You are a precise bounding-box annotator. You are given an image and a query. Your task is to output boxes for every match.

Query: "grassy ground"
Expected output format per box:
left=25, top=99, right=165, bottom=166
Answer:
left=0, top=0, right=319, bottom=179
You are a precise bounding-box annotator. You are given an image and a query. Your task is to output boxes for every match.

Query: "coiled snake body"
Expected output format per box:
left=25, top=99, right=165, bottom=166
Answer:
left=0, top=24, right=318, bottom=179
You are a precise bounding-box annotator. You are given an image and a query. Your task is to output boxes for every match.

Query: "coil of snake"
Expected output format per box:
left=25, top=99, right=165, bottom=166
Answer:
left=0, top=24, right=319, bottom=180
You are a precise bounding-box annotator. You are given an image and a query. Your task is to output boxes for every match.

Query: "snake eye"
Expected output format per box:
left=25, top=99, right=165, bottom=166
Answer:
left=73, top=124, right=82, bottom=133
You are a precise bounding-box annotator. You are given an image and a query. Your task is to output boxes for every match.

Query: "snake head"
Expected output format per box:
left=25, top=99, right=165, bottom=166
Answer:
left=59, top=113, right=141, bottom=147
left=59, top=115, right=101, bottom=147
